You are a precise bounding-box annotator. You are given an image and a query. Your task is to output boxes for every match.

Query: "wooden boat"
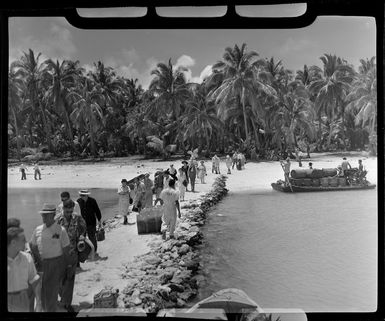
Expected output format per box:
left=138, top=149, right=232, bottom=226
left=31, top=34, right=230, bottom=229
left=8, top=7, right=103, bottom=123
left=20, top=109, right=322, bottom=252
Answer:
left=271, top=180, right=376, bottom=193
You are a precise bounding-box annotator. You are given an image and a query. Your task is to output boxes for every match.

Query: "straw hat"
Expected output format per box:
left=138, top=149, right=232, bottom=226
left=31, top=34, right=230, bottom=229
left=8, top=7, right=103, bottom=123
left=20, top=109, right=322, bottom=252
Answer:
left=79, top=189, right=91, bottom=195
left=39, top=203, right=57, bottom=215
left=121, top=179, right=128, bottom=183
left=182, top=160, right=188, bottom=165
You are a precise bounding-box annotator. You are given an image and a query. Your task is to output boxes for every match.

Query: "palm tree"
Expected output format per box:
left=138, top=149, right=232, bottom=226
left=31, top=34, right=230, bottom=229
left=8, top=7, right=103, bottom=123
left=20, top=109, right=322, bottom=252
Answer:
left=43, top=59, right=83, bottom=145
left=147, top=59, right=190, bottom=120
left=210, top=44, right=275, bottom=142
left=308, top=54, right=355, bottom=150
left=272, top=82, right=315, bottom=152
left=68, top=78, right=105, bottom=157
left=180, top=83, right=223, bottom=154
left=8, top=68, right=25, bottom=159
left=346, top=57, right=377, bottom=155
left=12, top=49, right=54, bottom=151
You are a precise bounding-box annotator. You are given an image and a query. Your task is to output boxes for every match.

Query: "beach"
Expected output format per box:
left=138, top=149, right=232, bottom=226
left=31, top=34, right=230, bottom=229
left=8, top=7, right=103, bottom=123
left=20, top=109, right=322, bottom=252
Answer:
left=7, top=152, right=378, bottom=311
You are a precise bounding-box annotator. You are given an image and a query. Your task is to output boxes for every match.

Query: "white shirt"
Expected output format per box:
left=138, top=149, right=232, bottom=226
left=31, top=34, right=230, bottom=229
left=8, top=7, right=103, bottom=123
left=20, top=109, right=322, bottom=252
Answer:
left=8, top=251, right=39, bottom=293
left=160, top=188, right=179, bottom=217
left=30, top=222, right=70, bottom=259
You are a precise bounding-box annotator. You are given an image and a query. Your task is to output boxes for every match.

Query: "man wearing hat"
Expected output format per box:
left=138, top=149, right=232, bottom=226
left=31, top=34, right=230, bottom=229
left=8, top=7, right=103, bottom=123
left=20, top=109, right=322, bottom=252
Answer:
left=56, top=199, right=87, bottom=312
left=143, top=173, right=154, bottom=209
left=29, top=203, right=71, bottom=312
left=77, top=189, right=102, bottom=254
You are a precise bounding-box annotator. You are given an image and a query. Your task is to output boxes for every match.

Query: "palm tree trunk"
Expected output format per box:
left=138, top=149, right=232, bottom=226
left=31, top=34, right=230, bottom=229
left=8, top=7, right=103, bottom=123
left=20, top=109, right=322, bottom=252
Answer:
left=37, top=101, right=54, bottom=152
left=88, top=123, right=97, bottom=157
left=241, top=88, right=249, bottom=141
left=340, top=100, right=347, bottom=150
left=62, top=99, right=74, bottom=142
left=12, top=109, right=21, bottom=160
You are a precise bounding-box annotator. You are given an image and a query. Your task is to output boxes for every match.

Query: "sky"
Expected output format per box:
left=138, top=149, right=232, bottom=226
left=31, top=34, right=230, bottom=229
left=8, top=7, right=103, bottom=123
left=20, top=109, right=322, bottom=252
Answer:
left=9, top=9, right=376, bottom=89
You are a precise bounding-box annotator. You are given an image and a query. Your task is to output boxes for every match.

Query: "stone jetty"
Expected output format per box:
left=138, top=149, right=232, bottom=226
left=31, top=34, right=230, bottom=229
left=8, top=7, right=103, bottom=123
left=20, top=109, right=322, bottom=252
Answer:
left=120, top=175, right=228, bottom=313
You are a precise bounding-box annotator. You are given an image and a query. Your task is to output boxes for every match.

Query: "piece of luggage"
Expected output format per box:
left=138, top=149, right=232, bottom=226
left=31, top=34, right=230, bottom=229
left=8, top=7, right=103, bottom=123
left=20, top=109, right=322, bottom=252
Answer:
left=93, top=288, right=119, bottom=308
left=96, top=227, right=105, bottom=241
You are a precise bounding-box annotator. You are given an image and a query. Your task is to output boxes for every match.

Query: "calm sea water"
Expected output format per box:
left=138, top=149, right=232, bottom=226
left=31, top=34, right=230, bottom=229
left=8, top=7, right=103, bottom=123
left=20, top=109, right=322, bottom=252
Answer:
left=195, top=189, right=377, bottom=312
left=7, top=188, right=119, bottom=240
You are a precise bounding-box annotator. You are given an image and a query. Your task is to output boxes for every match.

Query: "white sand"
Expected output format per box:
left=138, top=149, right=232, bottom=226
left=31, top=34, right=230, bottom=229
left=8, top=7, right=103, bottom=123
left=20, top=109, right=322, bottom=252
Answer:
left=7, top=152, right=377, bottom=310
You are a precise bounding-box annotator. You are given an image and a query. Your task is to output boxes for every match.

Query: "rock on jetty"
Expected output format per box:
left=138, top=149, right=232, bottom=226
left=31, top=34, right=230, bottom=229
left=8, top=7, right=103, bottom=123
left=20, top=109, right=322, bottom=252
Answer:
left=121, top=175, right=228, bottom=313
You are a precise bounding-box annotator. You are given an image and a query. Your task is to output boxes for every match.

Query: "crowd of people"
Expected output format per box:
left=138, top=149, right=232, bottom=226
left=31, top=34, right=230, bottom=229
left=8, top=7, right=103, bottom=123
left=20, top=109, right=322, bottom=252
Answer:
left=117, top=152, right=247, bottom=241
left=8, top=189, right=102, bottom=312
left=9, top=152, right=248, bottom=312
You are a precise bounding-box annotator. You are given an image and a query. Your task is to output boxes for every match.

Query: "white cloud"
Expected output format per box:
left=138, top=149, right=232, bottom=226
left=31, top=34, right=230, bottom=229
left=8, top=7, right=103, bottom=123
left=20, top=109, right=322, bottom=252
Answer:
left=174, top=54, right=195, bottom=68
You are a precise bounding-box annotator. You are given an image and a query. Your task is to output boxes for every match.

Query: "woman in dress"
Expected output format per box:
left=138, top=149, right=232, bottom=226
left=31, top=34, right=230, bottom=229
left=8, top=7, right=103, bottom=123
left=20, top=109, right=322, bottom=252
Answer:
left=197, top=161, right=206, bottom=184
left=143, top=173, right=154, bottom=209
left=118, top=179, right=131, bottom=225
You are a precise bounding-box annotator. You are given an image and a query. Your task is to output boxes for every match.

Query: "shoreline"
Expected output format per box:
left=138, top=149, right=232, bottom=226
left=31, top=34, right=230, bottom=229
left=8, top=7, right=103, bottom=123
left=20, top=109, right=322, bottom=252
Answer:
left=7, top=152, right=378, bottom=312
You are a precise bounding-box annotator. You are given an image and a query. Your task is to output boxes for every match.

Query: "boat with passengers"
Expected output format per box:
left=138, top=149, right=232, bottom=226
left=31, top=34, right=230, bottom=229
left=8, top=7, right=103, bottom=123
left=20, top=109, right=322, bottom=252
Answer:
left=272, top=167, right=376, bottom=193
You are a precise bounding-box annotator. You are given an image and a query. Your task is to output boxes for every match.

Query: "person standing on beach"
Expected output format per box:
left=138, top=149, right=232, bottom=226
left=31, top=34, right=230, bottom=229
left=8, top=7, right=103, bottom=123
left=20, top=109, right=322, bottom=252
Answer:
left=160, top=179, right=181, bottom=240
left=33, top=162, right=41, bottom=180
left=20, top=163, right=27, bottom=180
left=177, top=168, right=187, bottom=202
left=180, top=161, right=190, bottom=191
left=56, top=200, right=86, bottom=312
left=188, top=160, right=197, bottom=192
left=29, top=203, right=70, bottom=312
left=214, top=155, right=221, bottom=174
left=77, top=190, right=102, bottom=255
left=154, top=171, right=164, bottom=206
left=232, top=151, right=238, bottom=169
left=143, top=173, right=154, bottom=209
left=8, top=226, right=42, bottom=312
left=225, top=155, right=232, bottom=174
left=118, top=179, right=131, bottom=225
left=56, top=191, right=81, bottom=220
left=197, top=160, right=207, bottom=184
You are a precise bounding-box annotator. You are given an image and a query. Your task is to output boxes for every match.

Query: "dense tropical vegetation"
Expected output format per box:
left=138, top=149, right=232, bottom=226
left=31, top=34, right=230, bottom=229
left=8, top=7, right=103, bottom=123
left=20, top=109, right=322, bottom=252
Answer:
left=8, top=45, right=377, bottom=161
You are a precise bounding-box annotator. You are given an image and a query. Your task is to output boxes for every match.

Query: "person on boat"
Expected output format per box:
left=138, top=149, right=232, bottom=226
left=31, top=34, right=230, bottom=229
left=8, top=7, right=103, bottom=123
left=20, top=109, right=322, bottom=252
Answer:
left=341, top=157, right=352, bottom=176
left=308, top=162, right=313, bottom=169
left=280, top=157, right=291, bottom=185
left=358, top=159, right=364, bottom=172
left=159, top=179, right=181, bottom=240
left=117, top=179, right=131, bottom=225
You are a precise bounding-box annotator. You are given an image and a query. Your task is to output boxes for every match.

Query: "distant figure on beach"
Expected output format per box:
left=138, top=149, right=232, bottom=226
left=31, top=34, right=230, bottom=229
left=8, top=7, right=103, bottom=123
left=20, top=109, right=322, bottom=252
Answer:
left=143, top=173, right=154, bottom=209
left=197, top=161, right=207, bottom=184
left=56, top=199, right=86, bottom=312
left=225, top=155, right=232, bottom=174
left=188, top=160, right=197, bottom=192
left=153, top=171, right=164, bottom=206
left=341, top=157, right=352, bottom=176
left=118, top=179, right=131, bottom=225
left=33, top=162, right=41, bottom=180
left=308, top=162, right=313, bottom=169
left=239, top=153, right=246, bottom=169
left=77, top=190, right=102, bottom=255
left=56, top=191, right=81, bottom=220
left=178, top=168, right=187, bottom=202
left=8, top=226, right=42, bottom=312
left=212, top=155, right=220, bottom=174
left=160, top=179, right=181, bottom=240
left=29, top=203, right=70, bottom=312
left=20, top=163, right=27, bottom=180
left=180, top=161, right=190, bottom=191
left=232, top=151, right=238, bottom=169
left=280, top=157, right=291, bottom=185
